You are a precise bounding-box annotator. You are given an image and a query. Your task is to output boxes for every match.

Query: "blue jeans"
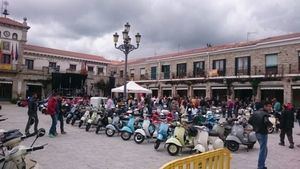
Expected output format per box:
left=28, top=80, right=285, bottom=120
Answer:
left=256, top=133, right=268, bottom=169
left=49, top=114, right=57, bottom=135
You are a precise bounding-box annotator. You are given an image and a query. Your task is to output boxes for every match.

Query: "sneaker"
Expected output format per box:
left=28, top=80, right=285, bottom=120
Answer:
left=61, top=131, right=67, bottom=134
left=297, top=145, right=300, bottom=148
left=54, top=132, right=58, bottom=136
left=48, top=134, right=55, bottom=138
left=289, top=145, right=294, bottom=149
left=279, top=142, right=285, bottom=146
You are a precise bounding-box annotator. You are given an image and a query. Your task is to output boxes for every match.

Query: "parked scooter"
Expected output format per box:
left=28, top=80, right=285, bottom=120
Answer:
left=66, top=105, right=78, bottom=124
left=94, top=112, right=110, bottom=133
left=154, top=120, right=171, bottom=150
left=70, top=105, right=86, bottom=125
left=120, top=114, right=142, bottom=141
left=0, top=128, right=47, bottom=169
left=78, top=107, right=92, bottom=128
left=105, top=113, right=126, bottom=136
left=225, top=117, right=257, bottom=152
left=86, top=108, right=102, bottom=132
left=133, top=115, right=156, bottom=144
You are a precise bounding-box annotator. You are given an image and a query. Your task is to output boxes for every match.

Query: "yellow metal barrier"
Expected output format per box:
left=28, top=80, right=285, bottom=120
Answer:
left=160, top=148, right=231, bottom=169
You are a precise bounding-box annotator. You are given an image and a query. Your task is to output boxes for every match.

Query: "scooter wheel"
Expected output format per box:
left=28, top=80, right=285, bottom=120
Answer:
left=105, top=128, right=115, bottom=137
left=267, top=127, right=274, bottom=134
left=78, top=120, right=83, bottom=128
left=167, top=143, right=180, bottom=156
left=154, top=140, right=161, bottom=150
left=86, top=123, right=91, bottom=132
left=134, top=133, right=145, bottom=144
left=66, top=117, right=71, bottom=124
left=226, top=141, right=239, bottom=152
left=71, top=118, right=76, bottom=125
left=121, top=131, right=131, bottom=141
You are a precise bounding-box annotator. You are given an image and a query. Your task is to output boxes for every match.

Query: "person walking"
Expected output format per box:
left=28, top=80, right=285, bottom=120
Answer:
left=47, top=93, right=58, bottom=138
left=56, top=95, right=66, bottom=135
left=25, top=93, right=39, bottom=135
left=279, top=103, right=294, bottom=149
left=248, top=101, right=273, bottom=169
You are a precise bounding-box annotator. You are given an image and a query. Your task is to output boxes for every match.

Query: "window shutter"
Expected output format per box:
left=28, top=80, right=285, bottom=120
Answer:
left=235, top=58, right=238, bottom=76
left=212, top=60, right=216, bottom=69
left=223, top=59, right=226, bottom=75
left=247, top=56, right=251, bottom=75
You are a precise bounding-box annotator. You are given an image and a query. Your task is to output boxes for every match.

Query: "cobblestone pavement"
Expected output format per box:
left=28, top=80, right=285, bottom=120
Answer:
left=1, top=102, right=300, bottom=169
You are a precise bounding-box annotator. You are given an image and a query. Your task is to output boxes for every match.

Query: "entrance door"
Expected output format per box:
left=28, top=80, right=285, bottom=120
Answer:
left=162, top=90, right=172, bottom=97
left=193, top=89, right=206, bottom=98
left=261, top=90, right=283, bottom=103
left=234, top=89, right=253, bottom=102
left=212, top=89, right=227, bottom=102
left=293, top=89, right=300, bottom=107
left=26, top=85, right=42, bottom=98
left=0, top=83, right=12, bottom=101
left=177, top=90, right=187, bottom=98
left=151, top=89, right=158, bottom=97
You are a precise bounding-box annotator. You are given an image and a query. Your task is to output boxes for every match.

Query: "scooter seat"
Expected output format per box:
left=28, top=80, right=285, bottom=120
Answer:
left=1, top=130, right=23, bottom=143
left=208, top=131, right=219, bottom=137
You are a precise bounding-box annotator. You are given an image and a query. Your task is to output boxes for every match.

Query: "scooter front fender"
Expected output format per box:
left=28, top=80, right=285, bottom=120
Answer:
left=106, top=124, right=116, bottom=131
left=81, top=117, right=86, bottom=121
left=120, top=126, right=133, bottom=133
left=87, top=119, right=93, bottom=124
left=212, top=138, right=224, bottom=149
left=226, top=135, right=242, bottom=144
left=157, top=133, right=164, bottom=141
left=166, top=137, right=183, bottom=147
left=135, top=129, right=146, bottom=137
left=194, top=144, right=207, bottom=153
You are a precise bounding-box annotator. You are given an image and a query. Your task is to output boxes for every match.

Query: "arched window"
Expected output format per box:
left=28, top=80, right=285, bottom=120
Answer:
left=12, top=33, right=18, bottom=40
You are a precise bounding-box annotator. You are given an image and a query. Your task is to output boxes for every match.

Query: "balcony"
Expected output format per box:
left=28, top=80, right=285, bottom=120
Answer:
left=236, top=69, right=249, bottom=76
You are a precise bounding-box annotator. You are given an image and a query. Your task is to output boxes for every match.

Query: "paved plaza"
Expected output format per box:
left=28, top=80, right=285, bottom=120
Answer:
left=1, top=102, right=300, bottom=169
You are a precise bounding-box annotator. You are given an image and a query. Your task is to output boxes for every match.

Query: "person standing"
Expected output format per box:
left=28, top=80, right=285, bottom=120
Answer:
left=25, top=93, right=39, bottom=135
left=47, top=93, right=58, bottom=138
left=248, top=101, right=273, bottom=169
left=56, top=95, right=66, bottom=135
left=227, top=98, right=234, bottom=118
left=272, top=98, right=281, bottom=132
left=279, top=103, right=294, bottom=149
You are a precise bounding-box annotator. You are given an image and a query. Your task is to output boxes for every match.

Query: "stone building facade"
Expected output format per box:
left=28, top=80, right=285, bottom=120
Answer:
left=113, top=33, right=300, bottom=106
left=0, top=16, right=111, bottom=100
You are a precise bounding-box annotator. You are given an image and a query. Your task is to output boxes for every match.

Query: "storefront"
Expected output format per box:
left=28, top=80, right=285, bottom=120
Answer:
left=193, top=87, right=206, bottom=98
left=234, top=86, right=253, bottom=102
left=176, top=87, right=188, bottom=98
left=212, top=86, right=227, bottom=102
left=0, top=81, right=12, bottom=101
left=26, top=83, right=43, bottom=98
left=150, top=88, right=158, bottom=97
left=261, top=86, right=284, bottom=103
left=162, top=88, right=172, bottom=97
left=292, top=86, right=300, bottom=107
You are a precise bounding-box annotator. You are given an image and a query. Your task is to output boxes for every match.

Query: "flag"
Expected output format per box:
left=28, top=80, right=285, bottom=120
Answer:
left=80, top=61, right=87, bottom=75
left=15, top=44, right=18, bottom=61
left=11, top=43, right=14, bottom=61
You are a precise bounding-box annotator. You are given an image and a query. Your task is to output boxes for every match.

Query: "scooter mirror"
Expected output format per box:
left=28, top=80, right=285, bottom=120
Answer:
left=37, top=128, right=46, bottom=137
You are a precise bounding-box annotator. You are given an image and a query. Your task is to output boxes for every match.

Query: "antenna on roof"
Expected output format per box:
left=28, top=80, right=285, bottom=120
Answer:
left=2, top=0, right=9, bottom=18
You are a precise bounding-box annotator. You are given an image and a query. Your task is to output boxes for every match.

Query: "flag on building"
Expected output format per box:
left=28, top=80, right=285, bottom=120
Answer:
left=80, top=61, right=87, bottom=75
left=11, top=43, right=14, bottom=61
left=15, top=44, right=18, bottom=61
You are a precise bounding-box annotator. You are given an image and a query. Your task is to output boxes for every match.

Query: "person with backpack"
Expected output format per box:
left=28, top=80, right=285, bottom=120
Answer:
left=47, top=93, right=58, bottom=138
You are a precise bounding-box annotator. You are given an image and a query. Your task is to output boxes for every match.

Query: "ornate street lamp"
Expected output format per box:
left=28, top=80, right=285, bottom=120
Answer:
left=113, top=22, right=141, bottom=107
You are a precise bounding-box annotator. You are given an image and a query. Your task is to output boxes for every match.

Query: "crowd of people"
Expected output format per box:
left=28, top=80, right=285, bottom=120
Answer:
left=24, top=93, right=300, bottom=169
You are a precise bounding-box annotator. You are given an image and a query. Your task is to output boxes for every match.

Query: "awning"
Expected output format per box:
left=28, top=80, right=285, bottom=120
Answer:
left=292, top=86, right=300, bottom=89
left=211, top=86, right=227, bottom=90
left=260, top=87, right=283, bottom=90
left=193, top=87, right=206, bottom=90
left=0, top=81, right=12, bottom=84
left=162, top=88, right=172, bottom=90
left=234, top=86, right=252, bottom=90
left=176, top=87, right=188, bottom=90
left=27, top=83, right=43, bottom=86
left=150, top=88, right=159, bottom=90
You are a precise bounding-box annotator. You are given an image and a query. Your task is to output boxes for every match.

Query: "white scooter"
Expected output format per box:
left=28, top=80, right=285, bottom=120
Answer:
left=133, top=115, right=156, bottom=144
left=0, top=128, right=47, bottom=169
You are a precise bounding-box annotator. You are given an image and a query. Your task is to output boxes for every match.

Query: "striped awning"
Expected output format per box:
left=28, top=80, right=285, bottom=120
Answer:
left=27, top=83, right=43, bottom=86
left=176, top=87, right=188, bottom=90
left=0, top=81, right=12, bottom=84
left=193, top=87, right=206, bottom=90
left=211, top=86, right=227, bottom=90
left=234, top=86, right=252, bottom=90
left=150, top=88, right=159, bottom=90
left=292, top=86, right=300, bottom=89
left=162, top=88, right=172, bottom=90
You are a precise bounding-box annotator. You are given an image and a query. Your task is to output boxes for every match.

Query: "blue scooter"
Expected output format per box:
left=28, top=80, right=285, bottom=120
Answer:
left=154, top=120, right=170, bottom=150
left=120, top=114, right=142, bottom=141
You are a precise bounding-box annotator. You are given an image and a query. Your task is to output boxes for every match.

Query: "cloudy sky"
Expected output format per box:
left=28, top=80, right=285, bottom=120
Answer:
left=7, top=0, right=300, bottom=61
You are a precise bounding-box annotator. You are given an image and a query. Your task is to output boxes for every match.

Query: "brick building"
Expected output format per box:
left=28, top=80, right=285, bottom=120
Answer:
left=113, top=33, right=300, bottom=106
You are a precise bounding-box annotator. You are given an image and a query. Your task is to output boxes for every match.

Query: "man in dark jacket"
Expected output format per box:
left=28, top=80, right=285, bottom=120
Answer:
left=249, top=101, right=273, bottom=169
left=279, top=103, right=294, bottom=149
left=25, top=93, right=39, bottom=135
left=56, top=95, right=66, bottom=134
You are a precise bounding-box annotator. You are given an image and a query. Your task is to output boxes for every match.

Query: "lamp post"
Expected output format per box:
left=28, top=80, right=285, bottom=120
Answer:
left=113, top=22, right=141, bottom=107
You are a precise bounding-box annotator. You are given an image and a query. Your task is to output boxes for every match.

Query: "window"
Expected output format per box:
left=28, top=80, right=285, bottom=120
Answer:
left=69, top=64, right=76, bottom=71
left=25, top=59, right=34, bottom=70
left=161, top=65, right=170, bottom=79
left=235, top=56, right=250, bottom=75
left=120, top=70, right=124, bottom=78
left=212, top=59, right=226, bottom=76
left=97, top=67, right=104, bottom=74
left=12, top=33, right=18, bottom=40
left=1, top=54, right=11, bottom=64
left=265, top=54, right=278, bottom=74
left=140, top=68, right=146, bottom=79
left=88, top=66, right=94, bottom=72
left=193, top=61, right=205, bottom=77
left=177, top=63, right=187, bottom=77
left=49, top=62, right=56, bottom=68
left=151, top=66, right=157, bottom=80
left=2, top=41, right=10, bottom=51
left=130, top=69, right=135, bottom=78
left=298, top=51, right=300, bottom=72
